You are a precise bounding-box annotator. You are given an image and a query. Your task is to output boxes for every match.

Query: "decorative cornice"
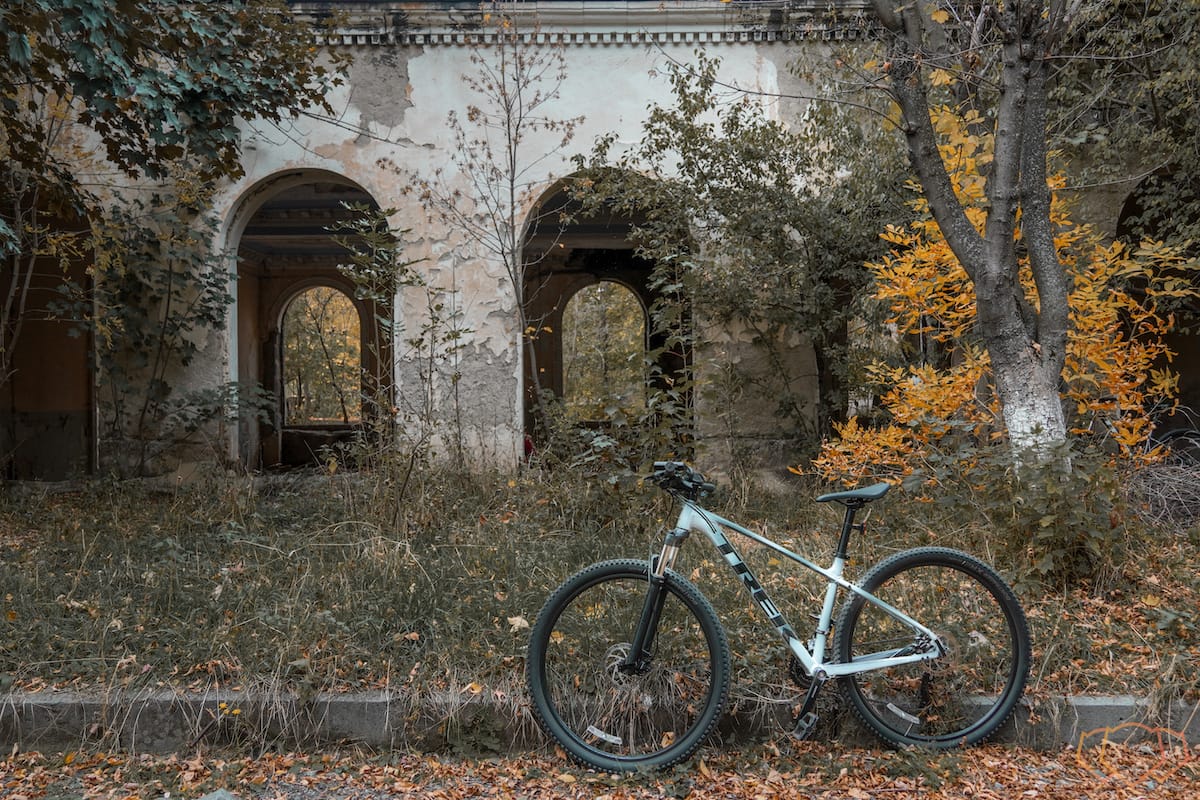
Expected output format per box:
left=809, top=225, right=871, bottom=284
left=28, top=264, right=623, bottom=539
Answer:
left=287, top=1, right=877, bottom=47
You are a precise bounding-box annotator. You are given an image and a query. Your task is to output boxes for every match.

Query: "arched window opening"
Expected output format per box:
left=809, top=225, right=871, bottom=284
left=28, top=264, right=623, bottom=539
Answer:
left=281, top=286, right=362, bottom=425
left=562, top=281, right=645, bottom=420
left=1117, top=173, right=1200, bottom=435
left=521, top=175, right=691, bottom=449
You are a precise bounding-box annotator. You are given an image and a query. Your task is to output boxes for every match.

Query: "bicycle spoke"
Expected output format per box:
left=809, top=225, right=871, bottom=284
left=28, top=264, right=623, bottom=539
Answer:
left=837, top=548, right=1030, bottom=747
left=527, top=560, right=729, bottom=771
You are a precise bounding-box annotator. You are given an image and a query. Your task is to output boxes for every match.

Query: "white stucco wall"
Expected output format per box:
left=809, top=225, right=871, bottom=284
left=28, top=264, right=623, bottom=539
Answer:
left=207, top=2, right=867, bottom=467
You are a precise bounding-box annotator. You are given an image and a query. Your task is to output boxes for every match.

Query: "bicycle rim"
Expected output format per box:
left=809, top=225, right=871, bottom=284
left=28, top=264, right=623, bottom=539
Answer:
left=527, top=559, right=729, bottom=771
left=837, top=548, right=1030, bottom=747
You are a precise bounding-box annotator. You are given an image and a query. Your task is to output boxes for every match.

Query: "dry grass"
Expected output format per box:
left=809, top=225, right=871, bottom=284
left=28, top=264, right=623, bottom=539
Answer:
left=0, top=458, right=1196, bottom=750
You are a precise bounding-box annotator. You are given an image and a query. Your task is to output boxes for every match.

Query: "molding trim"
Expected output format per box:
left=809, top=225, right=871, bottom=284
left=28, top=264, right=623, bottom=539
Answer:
left=288, top=1, right=877, bottom=47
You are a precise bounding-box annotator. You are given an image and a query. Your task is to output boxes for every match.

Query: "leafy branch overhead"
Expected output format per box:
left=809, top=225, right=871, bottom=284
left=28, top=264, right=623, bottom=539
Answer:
left=0, top=0, right=346, bottom=186
left=0, top=1, right=348, bottom=474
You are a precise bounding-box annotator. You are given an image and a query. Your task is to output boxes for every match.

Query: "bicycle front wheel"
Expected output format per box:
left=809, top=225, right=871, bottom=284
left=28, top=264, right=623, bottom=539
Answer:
left=526, top=559, right=730, bottom=772
left=835, top=547, right=1031, bottom=748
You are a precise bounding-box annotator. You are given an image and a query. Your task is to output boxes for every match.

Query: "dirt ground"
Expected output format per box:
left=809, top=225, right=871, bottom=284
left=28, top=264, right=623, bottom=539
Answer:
left=2, top=739, right=1197, bottom=800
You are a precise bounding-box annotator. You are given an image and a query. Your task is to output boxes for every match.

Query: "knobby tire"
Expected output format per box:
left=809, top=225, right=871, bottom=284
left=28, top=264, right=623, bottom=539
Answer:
left=835, top=547, right=1031, bottom=748
left=526, top=559, right=730, bottom=772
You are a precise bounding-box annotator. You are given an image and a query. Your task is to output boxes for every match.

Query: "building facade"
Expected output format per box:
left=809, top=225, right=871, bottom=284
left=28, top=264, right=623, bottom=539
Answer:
left=2, top=1, right=1162, bottom=479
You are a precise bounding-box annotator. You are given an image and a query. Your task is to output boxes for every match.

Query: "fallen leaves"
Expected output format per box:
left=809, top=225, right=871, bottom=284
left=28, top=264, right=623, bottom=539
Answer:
left=1026, top=582, right=1199, bottom=701
left=1, top=742, right=1196, bottom=800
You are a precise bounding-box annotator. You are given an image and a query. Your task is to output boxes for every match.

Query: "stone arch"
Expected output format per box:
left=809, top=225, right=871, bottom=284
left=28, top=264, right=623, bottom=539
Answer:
left=520, top=174, right=689, bottom=441
left=229, top=172, right=393, bottom=468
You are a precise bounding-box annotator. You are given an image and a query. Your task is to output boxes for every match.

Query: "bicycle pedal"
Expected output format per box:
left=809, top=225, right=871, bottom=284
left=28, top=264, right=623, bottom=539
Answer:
left=791, top=711, right=818, bottom=741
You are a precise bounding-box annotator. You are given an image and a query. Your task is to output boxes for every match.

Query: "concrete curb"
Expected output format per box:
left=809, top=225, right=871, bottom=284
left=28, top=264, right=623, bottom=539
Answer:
left=2, top=689, right=1196, bottom=754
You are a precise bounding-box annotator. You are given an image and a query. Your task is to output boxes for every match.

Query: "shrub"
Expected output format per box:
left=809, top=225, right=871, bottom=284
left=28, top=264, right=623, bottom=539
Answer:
left=877, top=442, right=1128, bottom=587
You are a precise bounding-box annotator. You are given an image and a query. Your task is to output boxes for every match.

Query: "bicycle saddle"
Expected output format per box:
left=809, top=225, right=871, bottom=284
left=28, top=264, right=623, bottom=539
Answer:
left=816, top=482, right=890, bottom=505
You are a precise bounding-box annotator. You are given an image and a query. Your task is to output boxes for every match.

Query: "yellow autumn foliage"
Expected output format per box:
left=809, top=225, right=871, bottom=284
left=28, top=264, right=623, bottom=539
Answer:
left=815, top=108, right=1200, bottom=484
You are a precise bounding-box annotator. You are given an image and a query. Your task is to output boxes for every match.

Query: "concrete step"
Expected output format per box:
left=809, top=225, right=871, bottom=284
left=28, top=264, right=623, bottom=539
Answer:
left=2, top=688, right=1196, bottom=754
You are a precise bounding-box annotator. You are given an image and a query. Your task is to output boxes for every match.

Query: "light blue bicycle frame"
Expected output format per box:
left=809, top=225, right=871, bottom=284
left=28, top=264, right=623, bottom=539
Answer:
left=652, top=498, right=943, bottom=680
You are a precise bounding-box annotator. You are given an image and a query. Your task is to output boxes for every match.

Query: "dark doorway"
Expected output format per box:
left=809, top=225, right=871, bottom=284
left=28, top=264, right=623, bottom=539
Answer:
left=236, top=178, right=392, bottom=468
left=521, top=178, right=689, bottom=443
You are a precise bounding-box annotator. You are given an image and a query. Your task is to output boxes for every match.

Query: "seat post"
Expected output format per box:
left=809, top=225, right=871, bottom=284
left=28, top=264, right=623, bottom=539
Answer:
left=834, top=501, right=865, bottom=560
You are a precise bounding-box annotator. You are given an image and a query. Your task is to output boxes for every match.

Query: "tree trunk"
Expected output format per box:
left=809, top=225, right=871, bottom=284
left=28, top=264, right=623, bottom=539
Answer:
left=872, top=0, right=1072, bottom=464
left=987, top=334, right=1068, bottom=457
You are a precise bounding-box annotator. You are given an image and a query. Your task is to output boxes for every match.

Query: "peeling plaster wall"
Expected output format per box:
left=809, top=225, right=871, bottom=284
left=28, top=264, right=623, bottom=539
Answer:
left=348, top=48, right=415, bottom=130
left=201, top=2, right=876, bottom=470
left=10, top=2, right=1172, bottom=478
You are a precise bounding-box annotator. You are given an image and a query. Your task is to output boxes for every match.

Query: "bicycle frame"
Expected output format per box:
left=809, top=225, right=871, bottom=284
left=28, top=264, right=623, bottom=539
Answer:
left=530, top=467, right=1031, bottom=768
left=639, top=497, right=943, bottom=682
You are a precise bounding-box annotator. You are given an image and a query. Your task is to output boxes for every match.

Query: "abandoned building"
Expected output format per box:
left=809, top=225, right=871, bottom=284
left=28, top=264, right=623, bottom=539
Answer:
left=0, top=1, right=1182, bottom=480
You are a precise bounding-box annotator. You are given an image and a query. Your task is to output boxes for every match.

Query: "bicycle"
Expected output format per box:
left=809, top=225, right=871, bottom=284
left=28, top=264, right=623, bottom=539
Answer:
left=526, top=461, right=1032, bottom=772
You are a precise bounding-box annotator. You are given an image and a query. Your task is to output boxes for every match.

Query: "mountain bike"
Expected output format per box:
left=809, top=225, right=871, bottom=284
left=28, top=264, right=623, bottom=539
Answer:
left=526, top=461, right=1032, bottom=772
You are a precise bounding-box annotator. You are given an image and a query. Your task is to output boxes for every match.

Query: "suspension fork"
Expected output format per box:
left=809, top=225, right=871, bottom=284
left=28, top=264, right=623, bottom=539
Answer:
left=621, top=526, right=689, bottom=673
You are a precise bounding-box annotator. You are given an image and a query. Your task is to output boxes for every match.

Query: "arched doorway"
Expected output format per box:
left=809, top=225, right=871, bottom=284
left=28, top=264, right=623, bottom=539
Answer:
left=1117, top=174, right=1200, bottom=431
left=235, top=177, right=393, bottom=468
left=0, top=205, right=92, bottom=479
left=561, top=280, right=647, bottom=421
left=521, top=177, right=689, bottom=444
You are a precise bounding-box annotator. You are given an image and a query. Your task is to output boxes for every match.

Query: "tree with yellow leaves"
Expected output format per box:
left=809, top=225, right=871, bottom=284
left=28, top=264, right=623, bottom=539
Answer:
left=866, top=0, right=1075, bottom=463
left=815, top=109, right=1199, bottom=484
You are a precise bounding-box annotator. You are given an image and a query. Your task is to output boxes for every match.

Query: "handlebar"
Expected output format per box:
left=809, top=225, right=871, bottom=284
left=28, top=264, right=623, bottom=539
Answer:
left=650, top=461, right=715, bottom=500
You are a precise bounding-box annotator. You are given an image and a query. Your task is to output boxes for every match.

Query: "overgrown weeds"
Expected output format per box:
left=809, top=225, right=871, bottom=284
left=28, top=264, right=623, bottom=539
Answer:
left=0, top=463, right=660, bottom=700
left=0, top=456, right=1196, bottom=750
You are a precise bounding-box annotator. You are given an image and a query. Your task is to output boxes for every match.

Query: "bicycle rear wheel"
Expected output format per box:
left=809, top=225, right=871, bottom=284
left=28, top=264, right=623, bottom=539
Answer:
left=526, top=559, right=730, bottom=772
left=835, top=547, right=1031, bottom=748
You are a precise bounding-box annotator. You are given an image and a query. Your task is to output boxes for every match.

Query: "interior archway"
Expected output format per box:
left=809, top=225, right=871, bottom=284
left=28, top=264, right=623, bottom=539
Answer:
left=235, top=177, right=392, bottom=468
left=521, top=176, right=689, bottom=445
left=281, top=285, right=362, bottom=426
left=561, top=280, right=646, bottom=420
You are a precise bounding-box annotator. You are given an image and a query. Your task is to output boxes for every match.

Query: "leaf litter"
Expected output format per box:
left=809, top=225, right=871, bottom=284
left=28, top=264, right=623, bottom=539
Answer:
left=1, top=740, right=1196, bottom=799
